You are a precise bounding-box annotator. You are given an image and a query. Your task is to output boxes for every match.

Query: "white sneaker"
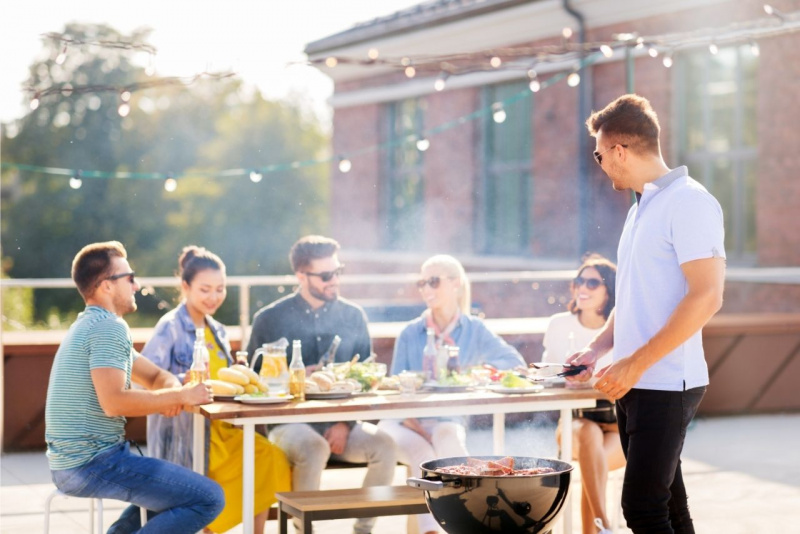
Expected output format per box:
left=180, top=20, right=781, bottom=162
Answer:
left=594, top=517, right=613, bottom=533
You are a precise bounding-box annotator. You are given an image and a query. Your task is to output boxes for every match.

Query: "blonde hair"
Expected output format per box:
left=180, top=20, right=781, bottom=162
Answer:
left=421, top=254, right=471, bottom=314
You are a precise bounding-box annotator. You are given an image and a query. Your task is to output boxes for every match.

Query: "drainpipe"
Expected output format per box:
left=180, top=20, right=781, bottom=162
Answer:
left=562, top=0, right=590, bottom=257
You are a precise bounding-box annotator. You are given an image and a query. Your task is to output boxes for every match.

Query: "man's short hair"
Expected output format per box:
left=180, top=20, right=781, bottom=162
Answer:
left=289, top=235, right=340, bottom=272
left=71, top=241, right=127, bottom=299
left=585, top=94, right=661, bottom=155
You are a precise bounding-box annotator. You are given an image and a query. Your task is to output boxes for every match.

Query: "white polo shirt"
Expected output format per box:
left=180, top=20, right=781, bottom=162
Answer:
left=615, top=166, right=725, bottom=391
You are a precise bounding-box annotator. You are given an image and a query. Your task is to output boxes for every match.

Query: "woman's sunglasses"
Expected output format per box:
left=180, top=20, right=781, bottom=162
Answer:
left=573, top=276, right=603, bottom=290
left=416, top=276, right=441, bottom=289
left=304, top=265, right=345, bottom=282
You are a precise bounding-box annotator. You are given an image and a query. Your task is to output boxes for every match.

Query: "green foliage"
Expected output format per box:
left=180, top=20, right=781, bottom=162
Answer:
left=1, top=23, right=329, bottom=327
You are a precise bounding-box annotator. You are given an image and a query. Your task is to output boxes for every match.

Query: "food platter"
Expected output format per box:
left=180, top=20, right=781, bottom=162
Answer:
left=305, top=391, right=354, bottom=400
left=486, top=384, right=544, bottom=395
left=234, top=394, right=294, bottom=404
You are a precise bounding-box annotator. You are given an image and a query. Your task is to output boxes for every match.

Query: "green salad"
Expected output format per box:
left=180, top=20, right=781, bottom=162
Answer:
left=501, top=372, right=531, bottom=389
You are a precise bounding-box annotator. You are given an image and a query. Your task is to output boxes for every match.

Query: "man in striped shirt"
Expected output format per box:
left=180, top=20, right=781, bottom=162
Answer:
left=45, top=241, right=224, bottom=533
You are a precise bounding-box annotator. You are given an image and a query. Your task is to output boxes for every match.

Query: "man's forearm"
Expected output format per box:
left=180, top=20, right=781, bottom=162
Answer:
left=587, top=310, right=615, bottom=357
left=98, top=386, right=185, bottom=418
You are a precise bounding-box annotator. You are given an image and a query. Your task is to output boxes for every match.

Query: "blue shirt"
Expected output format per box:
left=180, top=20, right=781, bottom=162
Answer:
left=615, top=166, right=725, bottom=391
left=391, top=312, right=525, bottom=375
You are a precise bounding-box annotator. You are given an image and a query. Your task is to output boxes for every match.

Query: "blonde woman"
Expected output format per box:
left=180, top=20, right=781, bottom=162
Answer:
left=379, top=254, right=525, bottom=534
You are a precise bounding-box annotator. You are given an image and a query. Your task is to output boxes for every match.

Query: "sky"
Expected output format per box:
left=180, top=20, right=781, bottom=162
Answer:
left=0, top=0, right=421, bottom=125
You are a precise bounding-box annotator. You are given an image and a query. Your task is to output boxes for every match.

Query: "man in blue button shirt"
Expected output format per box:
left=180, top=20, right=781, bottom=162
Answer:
left=569, top=95, right=726, bottom=534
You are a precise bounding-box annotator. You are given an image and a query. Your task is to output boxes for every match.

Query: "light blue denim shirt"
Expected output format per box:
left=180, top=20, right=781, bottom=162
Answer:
left=391, top=312, right=525, bottom=375
left=141, top=303, right=232, bottom=471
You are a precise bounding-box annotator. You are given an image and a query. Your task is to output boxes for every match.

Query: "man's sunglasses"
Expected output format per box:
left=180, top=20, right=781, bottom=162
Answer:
left=573, top=276, right=603, bottom=290
left=304, top=265, right=345, bottom=282
left=593, top=144, right=628, bottom=165
left=416, top=276, right=441, bottom=289
left=106, top=271, right=136, bottom=284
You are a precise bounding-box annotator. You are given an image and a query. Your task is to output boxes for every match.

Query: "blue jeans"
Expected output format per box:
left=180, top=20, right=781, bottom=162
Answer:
left=51, top=441, right=224, bottom=533
left=616, top=386, right=706, bottom=534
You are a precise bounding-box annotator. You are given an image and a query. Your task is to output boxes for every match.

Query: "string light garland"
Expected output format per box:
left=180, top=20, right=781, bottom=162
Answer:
left=42, top=32, right=157, bottom=54
left=26, top=71, right=237, bottom=105
left=5, top=6, right=800, bottom=188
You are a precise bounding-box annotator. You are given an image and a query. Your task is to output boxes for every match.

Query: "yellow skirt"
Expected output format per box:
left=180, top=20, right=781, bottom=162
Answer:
left=206, top=421, right=291, bottom=533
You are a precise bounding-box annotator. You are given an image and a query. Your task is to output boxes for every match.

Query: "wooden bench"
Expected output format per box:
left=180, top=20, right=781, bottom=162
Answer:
left=276, top=485, right=429, bottom=534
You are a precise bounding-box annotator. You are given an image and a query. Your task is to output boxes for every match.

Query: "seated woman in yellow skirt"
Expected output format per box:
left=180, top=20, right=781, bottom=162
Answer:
left=143, top=246, right=290, bottom=534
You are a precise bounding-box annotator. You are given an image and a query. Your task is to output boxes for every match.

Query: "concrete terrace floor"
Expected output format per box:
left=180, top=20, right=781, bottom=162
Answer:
left=2, top=413, right=799, bottom=534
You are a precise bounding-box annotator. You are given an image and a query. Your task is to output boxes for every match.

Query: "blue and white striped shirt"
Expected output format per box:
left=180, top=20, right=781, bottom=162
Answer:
left=45, top=305, right=137, bottom=470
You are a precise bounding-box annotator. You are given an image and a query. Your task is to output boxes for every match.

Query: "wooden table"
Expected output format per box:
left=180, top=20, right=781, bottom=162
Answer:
left=191, top=387, right=604, bottom=533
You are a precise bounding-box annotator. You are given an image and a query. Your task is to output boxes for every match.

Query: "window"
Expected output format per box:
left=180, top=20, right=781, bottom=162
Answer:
left=384, top=98, right=425, bottom=250
left=677, top=45, right=758, bottom=262
left=478, top=81, right=532, bottom=254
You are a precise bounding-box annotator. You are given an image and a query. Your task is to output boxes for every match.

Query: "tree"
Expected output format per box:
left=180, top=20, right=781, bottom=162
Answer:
left=1, top=23, right=329, bottom=327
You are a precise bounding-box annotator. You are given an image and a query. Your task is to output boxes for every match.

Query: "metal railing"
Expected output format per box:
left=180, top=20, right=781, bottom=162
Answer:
left=2, top=268, right=799, bottom=332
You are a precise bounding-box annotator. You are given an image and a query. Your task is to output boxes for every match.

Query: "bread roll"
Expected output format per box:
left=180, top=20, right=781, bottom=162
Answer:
left=304, top=380, right=321, bottom=393
left=310, top=372, right=334, bottom=392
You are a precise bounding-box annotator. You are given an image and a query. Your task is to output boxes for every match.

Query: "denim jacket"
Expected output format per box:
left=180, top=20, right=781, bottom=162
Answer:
left=141, top=303, right=232, bottom=471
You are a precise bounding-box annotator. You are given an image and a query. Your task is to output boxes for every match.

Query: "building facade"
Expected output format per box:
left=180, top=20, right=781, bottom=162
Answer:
left=306, top=0, right=800, bottom=318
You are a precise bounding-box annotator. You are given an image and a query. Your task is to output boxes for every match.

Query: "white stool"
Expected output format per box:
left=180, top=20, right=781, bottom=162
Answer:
left=44, top=488, right=103, bottom=534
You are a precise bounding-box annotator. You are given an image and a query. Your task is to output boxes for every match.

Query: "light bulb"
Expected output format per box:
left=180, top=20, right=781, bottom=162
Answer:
left=635, top=37, right=645, bottom=49
left=416, top=138, right=430, bottom=151
left=492, top=105, right=506, bottom=124
left=118, top=103, right=130, bottom=117
left=368, top=48, right=379, bottom=60
left=120, top=91, right=131, bottom=102
left=527, top=68, right=537, bottom=80
left=600, top=45, right=614, bottom=58
left=490, top=56, right=502, bottom=68
left=562, top=27, right=573, bottom=39
left=529, top=80, right=541, bottom=92
left=69, top=176, right=82, bottom=189
left=763, top=4, right=775, bottom=15
left=249, top=171, right=263, bottom=183
left=30, top=97, right=40, bottom=110
left=325, top=57, right=338, bottom=68
left=648, top=47, right=659, bottom=58
left=662, top=55, right=674, bottom=68
left=338, top=158, right=352, bottom=173
left=55, top=47, right=67, bottom=65
left=405, top=66, right=416, bottom=78
left=400, top=57, right=411, bottom=66
left=709, top=42, right=719, bottom=55
left=164, top=177, right=178, bottom=192
left=567, top=72, right=581, bottom=87
left=434, top=73, right=447, bottom=91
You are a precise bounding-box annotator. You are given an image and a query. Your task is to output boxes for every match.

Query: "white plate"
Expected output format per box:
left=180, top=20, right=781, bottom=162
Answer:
left=234, top=395, right=294, bottom=404
left=487, top=384, right=544, bottom=395
left=423, top=382, right=475, bottom=393
left=305, top=391, right=354, bottom=400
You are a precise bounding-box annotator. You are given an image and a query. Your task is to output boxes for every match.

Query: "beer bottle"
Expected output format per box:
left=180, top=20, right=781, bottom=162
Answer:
left=289, top=340, right=306, bottom=401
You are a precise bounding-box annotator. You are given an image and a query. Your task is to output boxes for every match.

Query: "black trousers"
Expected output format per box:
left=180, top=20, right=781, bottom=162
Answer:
left=616, top=386, right=706, bottom=534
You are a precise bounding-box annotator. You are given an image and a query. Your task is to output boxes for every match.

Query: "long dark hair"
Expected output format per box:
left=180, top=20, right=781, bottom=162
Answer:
left=567, top=253, right=616, bottom=320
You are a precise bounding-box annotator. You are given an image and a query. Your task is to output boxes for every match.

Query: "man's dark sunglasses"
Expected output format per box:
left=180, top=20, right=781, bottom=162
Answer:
left=593, top=143, right=628, bottom=165
left=106, top=271, right=136, bottom=284
left=573, top=276, right=603, bottom=290
left=304, top=265, right=344, bottom=282
left=416, top=276, right=441, bottom=289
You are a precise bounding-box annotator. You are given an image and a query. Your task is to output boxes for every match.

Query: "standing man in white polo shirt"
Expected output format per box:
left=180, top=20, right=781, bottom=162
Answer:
left=568, top=94, right=726, bottom=534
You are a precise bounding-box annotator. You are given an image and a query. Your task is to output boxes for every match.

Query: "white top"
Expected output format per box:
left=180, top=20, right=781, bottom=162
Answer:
left=542, top=311, right=612, bottom=370
left=615, top=166, right=725, bottom=391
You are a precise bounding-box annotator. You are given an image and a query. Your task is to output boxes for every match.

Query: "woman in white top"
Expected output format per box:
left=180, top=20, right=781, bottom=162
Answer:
left=543, top=254, right=625, bottom=534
